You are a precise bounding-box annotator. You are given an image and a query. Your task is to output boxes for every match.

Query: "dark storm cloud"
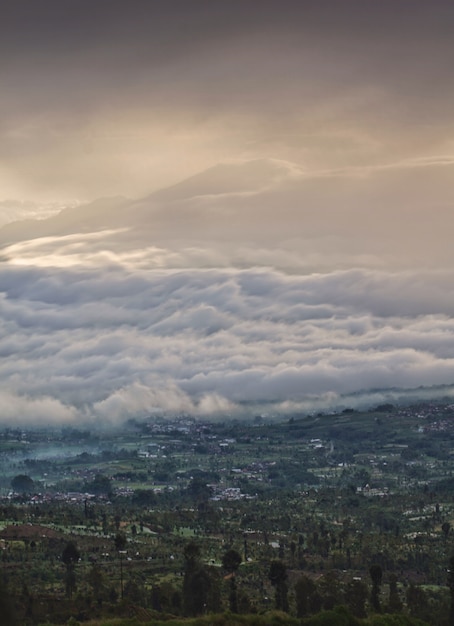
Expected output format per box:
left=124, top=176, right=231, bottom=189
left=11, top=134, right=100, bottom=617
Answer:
left=4, top=0, right=453, bottom=120
left=2, top=1, right=454, bottom=199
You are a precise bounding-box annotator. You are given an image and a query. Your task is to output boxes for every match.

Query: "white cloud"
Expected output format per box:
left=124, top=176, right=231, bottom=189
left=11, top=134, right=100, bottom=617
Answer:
left=1, top=249, right=454, bottom=424
left=0, top=390, right=77, bottom=426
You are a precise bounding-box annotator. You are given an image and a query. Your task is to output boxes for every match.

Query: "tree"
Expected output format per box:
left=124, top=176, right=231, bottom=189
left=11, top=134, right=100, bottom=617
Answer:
left=114, top=532, right=127, bottom=599
left=86, top=473, right=112, bottom=496
left=222, top=549, right=242, bottom=612
left=62, top=541, right=80, bottom=599
left=87, top=564, right=106, bottom=606
left=124, top=578, right=144, bottom=604
left=369, top=563, right=382, bottom=613
left=62, top=541, right=80, bottom=566
left=318, top=570, right=342, bottom=610
left=183, top=541, right=220, bottom=616
left=406, top=583, right=427, bottom=618
left=345, top=578, right=368, bottom=618
left=11, top=474, right=34, bottom=494
left=114, top=531, right=127, bottom=552
left=187, top=566, right=220, bottom=615
left=295, top=574, right=316, bottom=618
left=268, top=559, right=288, bottom=612
left=183, top=541, right=201, bottom=570
left=186, top=477, right=213, bottom=503
left=183, top=541, right=201, bottom=616
left=0, top=578, right=17, bottom=625
left=387, top=573, right=402, bottom=613
left=132, top=489, right=156, bottom=507
left=447, top=555, right=454, bottom=626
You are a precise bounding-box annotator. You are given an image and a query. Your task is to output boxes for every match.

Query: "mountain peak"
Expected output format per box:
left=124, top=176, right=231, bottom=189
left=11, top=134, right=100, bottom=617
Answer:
left=148, top=158, right=301, bottom=202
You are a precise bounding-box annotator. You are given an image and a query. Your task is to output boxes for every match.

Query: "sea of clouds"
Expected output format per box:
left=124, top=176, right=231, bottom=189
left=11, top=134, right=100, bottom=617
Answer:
left=1, top=231, right=454, bottom=426
left=1, top=158, right=454, bottom=426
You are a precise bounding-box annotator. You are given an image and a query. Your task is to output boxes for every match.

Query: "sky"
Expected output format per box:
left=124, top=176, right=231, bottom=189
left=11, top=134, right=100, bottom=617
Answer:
left=2, top=0, right=454, bottom=203
left=1, top=1, right=454, bottom=425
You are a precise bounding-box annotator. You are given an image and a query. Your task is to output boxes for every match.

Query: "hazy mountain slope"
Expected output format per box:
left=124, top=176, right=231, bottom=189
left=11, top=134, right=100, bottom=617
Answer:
left=0, top=196, right=130, bottom=245
left=1, top=157, right=453, bottom=269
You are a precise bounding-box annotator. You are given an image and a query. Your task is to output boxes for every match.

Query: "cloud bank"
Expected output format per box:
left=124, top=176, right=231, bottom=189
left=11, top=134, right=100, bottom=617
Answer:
left=1, top=246, right=454, bottom=425
left=1, top=155, right=454, bottom=426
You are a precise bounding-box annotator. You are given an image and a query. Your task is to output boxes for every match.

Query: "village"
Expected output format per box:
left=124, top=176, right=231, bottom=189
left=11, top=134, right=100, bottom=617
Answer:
left=0, top=401, right=453, bottom=623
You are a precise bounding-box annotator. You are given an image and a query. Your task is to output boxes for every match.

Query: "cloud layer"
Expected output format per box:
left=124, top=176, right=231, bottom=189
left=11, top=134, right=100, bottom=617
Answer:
left=1, top=247, right=454, bottom=425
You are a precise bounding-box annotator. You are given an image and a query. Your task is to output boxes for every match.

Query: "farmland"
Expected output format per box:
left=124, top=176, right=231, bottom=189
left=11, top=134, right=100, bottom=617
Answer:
left=0, top=400, right=453, bottom=624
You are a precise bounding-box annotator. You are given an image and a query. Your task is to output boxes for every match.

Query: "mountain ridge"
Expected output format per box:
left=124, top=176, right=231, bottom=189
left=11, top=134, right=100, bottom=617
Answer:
left=0, top=159, right=294, bottom=247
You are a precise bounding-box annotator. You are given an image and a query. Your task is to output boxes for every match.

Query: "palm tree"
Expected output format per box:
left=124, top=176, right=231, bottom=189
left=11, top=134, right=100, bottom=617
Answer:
left=268, top=559, right=288, bottom=612
left=369, top=563, right=382, bottom=613
left=447, top=555, right=454, bottom=626
left=62, top=541, right=80, bottom=599
left=114, top=532, right=127, bottom=599
left=222, top=549, right=242, bottom=612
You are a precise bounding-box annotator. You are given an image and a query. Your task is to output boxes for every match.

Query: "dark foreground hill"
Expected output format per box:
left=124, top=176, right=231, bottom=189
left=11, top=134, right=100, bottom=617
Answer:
left=69, top=608, right=429, bottom=626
